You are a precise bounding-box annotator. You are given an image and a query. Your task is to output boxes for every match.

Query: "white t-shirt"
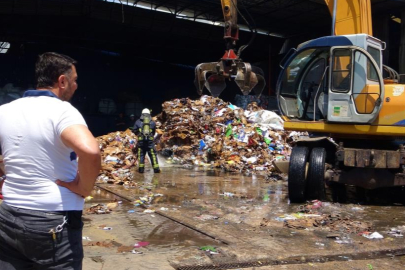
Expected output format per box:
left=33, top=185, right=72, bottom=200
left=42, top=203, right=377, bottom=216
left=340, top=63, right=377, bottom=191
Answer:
left=0, top=92, right=87, bottom=211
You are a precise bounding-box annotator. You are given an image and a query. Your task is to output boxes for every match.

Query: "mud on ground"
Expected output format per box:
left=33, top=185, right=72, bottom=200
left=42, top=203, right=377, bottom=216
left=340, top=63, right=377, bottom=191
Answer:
left=83, top=166, right=405, bottom=270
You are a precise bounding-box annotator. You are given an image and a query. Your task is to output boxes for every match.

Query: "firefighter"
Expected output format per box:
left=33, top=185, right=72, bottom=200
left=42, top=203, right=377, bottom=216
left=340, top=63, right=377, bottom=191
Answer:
left=133, top=108, right=160, bottom=173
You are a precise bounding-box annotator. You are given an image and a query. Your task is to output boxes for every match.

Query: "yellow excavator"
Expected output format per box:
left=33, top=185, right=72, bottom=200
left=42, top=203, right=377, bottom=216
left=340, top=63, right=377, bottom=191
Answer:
left=194, top=0, right=266, bottom=98
left=278, top=0, right=405, bottom=202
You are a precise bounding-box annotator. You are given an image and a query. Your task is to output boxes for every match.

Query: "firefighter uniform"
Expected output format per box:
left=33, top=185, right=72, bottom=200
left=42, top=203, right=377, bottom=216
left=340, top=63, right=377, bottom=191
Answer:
left=133, top=109, right=160, bottom=173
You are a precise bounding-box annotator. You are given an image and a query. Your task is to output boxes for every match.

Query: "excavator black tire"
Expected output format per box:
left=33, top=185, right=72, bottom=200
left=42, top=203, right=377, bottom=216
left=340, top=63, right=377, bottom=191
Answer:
left=306, top=147, right=326, bottom=201
left=288, top=146, right=309, bottom=203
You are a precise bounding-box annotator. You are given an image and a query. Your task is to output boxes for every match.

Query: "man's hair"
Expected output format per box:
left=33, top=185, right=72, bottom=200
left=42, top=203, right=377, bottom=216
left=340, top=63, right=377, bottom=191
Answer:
left=35, top=52, right=77, bottom=89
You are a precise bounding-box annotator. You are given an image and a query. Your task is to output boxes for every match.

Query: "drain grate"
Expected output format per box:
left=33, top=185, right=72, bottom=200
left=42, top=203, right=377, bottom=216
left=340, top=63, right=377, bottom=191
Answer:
left=176, top=260, right=283, bottom=270
left=176, top=247, right=405, bottom=270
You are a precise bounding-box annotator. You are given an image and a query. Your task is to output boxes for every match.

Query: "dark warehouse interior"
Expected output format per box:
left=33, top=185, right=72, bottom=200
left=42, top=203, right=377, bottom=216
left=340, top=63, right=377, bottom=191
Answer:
left=1, top=0, right=404, bottom=136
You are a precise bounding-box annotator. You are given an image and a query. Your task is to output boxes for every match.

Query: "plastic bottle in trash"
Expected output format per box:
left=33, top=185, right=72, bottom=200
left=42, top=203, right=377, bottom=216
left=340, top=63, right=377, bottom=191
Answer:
left=239, top=129, right=245, bottom=141
left=276, top=144, right=284, bottom=151
left=199, top=140, right=206, bottom=150
left=225, top=125, right=233, bottom=137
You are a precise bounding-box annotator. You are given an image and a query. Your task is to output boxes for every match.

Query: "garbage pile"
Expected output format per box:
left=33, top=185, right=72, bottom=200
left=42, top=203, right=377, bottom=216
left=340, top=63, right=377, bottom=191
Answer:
left=94, top=95, right=304, bottom=182
left=155, top=95, right=299, bottom=173
left=96, top=129, right=137, bottom=184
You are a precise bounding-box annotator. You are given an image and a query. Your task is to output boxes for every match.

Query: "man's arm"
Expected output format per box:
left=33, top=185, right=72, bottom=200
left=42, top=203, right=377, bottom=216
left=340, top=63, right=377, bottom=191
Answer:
left=57, top=125, right=101, bottom=197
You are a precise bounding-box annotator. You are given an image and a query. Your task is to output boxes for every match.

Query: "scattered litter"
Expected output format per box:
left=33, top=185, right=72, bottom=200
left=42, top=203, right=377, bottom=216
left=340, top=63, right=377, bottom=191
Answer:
left=219, top=192, right=235, bottom=197
left=82, top=236, right=91, bottom=241
left=134, top=241, right=149, bottom=248
left=127, top=210, right=135, bottom=213
left=102, top=227, right=112, bottom=230
left=275, top=213, right=322, bottom=222
left=385, top=227, right=404, bottom=238
left=106, top=201, right=119, bottom=210
left=335, top=236, right=353, bottom=244
left=143, top=209, right=155, bottom=213
left=194, top=214, right=219, bottom=221
left=298, top=200, right=322, bottom=212
left=362, top=232, right=384, bottom=239
left=200, top=246, right=217, bottom=252
left=131, top=249, right=143, bottom=254
left=86, top=204, right=112, bottom=214
left=284, top=213, right=372, bottom=233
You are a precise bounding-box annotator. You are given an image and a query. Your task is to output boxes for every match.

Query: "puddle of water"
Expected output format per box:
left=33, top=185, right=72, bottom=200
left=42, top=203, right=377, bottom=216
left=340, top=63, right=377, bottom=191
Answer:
left=92, top=166, right=405, bottom=250
left=135, top=220, right=221, bottom=250
left=129, top=167, right=289, bottom=207
left=87, top=188, right=124, bottom=203
left=85, top=186, right=224, bottom=251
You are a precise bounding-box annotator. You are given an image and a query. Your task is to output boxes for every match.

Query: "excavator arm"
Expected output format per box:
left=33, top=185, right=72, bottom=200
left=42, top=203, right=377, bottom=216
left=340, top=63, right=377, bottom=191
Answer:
left=222, top=0, right=239, bottom=44
left=324, top=0, right=372, bottom=35
left=194, top=0, right=266, bottom=98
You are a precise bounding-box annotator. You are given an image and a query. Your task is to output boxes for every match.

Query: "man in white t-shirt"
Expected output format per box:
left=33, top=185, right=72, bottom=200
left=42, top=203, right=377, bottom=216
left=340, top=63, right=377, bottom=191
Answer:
left=0, top=52, right=101, bottom=270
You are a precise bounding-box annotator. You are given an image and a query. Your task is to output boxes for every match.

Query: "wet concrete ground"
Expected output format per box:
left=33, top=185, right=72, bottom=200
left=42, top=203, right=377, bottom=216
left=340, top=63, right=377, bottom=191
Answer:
left=83, top=165, right=405, bottom=270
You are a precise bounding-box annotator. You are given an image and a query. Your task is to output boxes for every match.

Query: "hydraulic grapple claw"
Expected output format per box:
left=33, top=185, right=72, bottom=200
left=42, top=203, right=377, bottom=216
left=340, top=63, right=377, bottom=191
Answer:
left=195, top=57, right=266, bottom=97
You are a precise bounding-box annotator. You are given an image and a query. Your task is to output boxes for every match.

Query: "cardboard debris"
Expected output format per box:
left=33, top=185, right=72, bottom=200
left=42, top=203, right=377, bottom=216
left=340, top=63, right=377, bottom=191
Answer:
left=155, top=95, right=301, bottom=173
left=86, top=204, right=113, bottom=214
left=95, top=96, right=306, bottom=183
left=284, top=213, right=372, bottom=233
left=96, top=129, right=137, bottom=184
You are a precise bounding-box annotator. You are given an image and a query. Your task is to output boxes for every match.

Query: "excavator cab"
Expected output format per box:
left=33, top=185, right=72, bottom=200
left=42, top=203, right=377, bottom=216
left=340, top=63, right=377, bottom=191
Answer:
left=277, top=34, right=384, bottom=124
left=277, top=0, right=405, bottom=204
left=194, top=0, right=266, bottom=98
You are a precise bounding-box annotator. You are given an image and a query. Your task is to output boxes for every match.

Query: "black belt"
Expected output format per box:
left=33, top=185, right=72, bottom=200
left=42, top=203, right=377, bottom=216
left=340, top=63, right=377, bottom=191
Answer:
left=47, top=210, right=82, bottom=216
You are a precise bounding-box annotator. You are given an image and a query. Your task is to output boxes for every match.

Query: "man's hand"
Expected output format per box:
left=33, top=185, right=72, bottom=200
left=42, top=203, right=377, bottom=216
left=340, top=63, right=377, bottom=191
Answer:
left=56, top=173, right=85, bottom=198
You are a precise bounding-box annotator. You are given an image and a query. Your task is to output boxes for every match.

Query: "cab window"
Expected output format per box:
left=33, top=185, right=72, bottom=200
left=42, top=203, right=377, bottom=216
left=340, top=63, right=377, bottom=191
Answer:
left=367, top=46, right=380, bottom=81
left=332, top=49, right=351, bottom=92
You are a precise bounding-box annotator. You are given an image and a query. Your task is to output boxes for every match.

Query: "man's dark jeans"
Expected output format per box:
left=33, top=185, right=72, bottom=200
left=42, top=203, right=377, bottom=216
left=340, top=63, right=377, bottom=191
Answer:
left=0, top=203, right=83, bottom=270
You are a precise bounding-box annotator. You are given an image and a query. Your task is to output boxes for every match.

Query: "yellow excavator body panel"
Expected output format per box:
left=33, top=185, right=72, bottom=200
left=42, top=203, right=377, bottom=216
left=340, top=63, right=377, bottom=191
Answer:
left=283, top=83, right=405, bottom=136
left=324, top=0, right=372, bottom=35
left=283, top=120, right=405, bottom=137
left=373, top=84, right=405, bottom=126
